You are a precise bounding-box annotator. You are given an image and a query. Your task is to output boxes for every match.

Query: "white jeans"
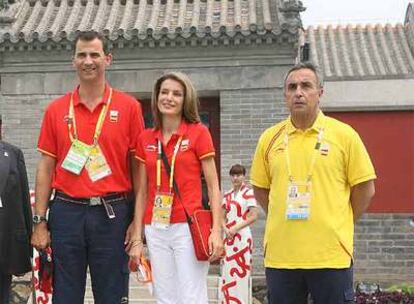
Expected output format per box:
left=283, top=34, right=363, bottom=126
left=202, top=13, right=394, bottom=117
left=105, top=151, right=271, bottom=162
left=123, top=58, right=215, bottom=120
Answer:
left=145, top=223, right=209, bottom=304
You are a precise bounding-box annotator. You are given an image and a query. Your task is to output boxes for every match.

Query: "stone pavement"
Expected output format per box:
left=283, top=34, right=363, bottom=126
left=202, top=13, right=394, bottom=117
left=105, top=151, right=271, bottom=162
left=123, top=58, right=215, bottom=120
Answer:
left=13, top=272, right=264, bottom=304
left=10, top=274, right=31, bottom=304
left=84, top=275, right=221, bottom=304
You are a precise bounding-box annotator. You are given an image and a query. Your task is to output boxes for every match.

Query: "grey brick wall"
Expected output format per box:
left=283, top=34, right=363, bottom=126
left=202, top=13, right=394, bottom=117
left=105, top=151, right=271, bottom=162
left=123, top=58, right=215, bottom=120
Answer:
left=220, top=88, right=288, bottom=192
left=354, top=213, right=414, bottom=285
left=250, top=213, right=414, bottom=286
left=1, top=94, right=58, bottom=187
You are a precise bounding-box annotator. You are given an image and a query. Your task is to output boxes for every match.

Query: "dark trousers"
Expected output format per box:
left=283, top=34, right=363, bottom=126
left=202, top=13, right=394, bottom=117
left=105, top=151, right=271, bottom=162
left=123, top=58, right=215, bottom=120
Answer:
left=49, top=198, right=131, bottom=304
left=266, top=266, right=355, bottom=304
left=0, top=273, right=11, bottom=304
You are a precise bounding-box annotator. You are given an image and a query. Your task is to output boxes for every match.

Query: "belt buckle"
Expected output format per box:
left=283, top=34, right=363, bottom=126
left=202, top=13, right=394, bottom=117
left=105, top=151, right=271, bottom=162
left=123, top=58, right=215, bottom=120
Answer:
left=89, top=197, right=101, bottom=206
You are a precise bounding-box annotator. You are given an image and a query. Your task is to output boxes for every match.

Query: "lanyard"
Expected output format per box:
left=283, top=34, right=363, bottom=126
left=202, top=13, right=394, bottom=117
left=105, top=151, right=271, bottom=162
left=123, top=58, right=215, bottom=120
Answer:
left=67, top=88, right=113, bottom=146
left=284, top=120, right=325, bottom=183
left=156, top=136, right=183, bottom=192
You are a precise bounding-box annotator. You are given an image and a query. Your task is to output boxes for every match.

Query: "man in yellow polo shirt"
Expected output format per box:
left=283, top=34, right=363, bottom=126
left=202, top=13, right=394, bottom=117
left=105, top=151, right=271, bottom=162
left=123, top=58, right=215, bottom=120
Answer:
left=251, top=62, right=376, bottom=304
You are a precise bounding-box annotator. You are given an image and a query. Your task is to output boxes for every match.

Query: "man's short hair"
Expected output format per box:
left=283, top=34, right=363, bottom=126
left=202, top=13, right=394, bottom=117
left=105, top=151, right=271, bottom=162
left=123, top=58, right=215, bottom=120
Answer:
left=284, top=62, right=323, bottom=89
left=229, top=164, right=246, bottom=176
left=73, top=31, right=109, bottom=55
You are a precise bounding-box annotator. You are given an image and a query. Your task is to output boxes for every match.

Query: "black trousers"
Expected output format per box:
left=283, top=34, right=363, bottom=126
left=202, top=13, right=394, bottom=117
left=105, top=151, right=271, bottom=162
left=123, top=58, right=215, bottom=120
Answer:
left=49, top=198, right=131, bottom=304
left=0, top=272, right=12, bottom=304
left=266, top=266, right=355, bottom=304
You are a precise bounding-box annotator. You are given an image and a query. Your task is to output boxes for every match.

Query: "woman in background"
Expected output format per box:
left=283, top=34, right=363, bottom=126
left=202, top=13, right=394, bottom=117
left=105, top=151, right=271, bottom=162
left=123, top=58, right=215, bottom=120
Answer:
left=220, top=164, right=259, bottom=304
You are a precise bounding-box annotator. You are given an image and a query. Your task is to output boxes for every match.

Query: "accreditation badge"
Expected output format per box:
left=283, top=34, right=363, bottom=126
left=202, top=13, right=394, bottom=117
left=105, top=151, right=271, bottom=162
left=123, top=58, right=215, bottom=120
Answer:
left=286, top=181, right=311, bottom=220
left=151, top=192, right=174, bottom=229
left=61, top=139, right=92, bottom=175
left=85, top=145, right=112, bottom=182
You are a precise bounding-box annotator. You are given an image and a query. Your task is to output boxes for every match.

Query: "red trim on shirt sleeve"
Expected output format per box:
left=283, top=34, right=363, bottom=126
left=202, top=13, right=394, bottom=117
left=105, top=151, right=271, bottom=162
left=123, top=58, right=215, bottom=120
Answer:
left=199, top=152, right=215, bottom=160
left=195, top=124, right=215, bottom=159
left=37, top=148, right=57, bottom=158
left=135, top=131, right=147, bottom=163
left=38, top=105, right=58, bottom=157
left=135, top=156, right=145, bottom=163
left=128, top=97, right=145, bottom=150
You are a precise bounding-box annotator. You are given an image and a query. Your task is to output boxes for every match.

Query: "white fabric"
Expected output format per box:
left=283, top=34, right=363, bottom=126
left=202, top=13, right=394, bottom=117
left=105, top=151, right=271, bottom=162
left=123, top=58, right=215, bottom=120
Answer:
left=145, top=223, right=209, bottom=304
left=220, top=185, right=257, bottom=304
left=30, top=190, right=53, bottom=304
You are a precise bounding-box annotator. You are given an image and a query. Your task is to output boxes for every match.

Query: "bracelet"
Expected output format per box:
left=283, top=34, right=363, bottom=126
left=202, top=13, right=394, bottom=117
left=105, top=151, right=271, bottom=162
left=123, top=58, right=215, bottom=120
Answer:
left=130, top=239, right=143, bottom=245
left=130, top=242, right=143, bottom=249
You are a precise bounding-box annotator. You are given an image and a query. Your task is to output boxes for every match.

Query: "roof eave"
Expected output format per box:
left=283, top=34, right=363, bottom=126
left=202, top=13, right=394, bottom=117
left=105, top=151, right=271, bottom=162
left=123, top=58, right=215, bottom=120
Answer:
left=0, top=30, right=299, bottom=53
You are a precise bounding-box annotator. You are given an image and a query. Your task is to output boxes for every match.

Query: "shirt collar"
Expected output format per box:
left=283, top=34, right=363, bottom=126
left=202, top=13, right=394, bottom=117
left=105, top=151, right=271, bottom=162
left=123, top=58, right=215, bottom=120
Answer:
left=231, top=183, right=246, bottom=195
left=153, top=120, right=189, bottom=141
left=286, top=111, right=325, bottom=134
left=72, top=83, right=111, bottom=107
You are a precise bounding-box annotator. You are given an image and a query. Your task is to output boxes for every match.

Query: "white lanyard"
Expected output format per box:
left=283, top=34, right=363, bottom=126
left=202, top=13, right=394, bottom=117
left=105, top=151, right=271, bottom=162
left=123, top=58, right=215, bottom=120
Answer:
left=284, top=120, right=325, bottom=182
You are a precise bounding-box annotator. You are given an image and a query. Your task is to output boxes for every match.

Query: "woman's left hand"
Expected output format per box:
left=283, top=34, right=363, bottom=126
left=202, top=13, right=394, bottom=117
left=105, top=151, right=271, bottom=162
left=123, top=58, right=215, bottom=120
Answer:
left=208, top=229, right=224, bottom=262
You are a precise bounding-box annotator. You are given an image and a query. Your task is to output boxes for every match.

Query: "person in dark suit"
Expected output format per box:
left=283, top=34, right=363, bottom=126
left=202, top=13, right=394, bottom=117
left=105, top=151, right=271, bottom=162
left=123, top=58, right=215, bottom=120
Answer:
left=0, top=140, right=32, bottom=304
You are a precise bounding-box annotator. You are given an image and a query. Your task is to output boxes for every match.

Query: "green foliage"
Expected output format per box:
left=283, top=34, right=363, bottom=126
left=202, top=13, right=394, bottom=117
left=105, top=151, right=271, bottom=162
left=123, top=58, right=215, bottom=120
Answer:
left=386, top=283, right=414, bottom=294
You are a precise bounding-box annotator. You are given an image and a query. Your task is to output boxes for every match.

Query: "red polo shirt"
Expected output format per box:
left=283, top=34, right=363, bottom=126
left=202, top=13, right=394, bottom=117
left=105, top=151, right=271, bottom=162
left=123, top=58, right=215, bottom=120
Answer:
left=135, top=121, right=215, bottom=224
left=38, top=84, right=144, bottom=198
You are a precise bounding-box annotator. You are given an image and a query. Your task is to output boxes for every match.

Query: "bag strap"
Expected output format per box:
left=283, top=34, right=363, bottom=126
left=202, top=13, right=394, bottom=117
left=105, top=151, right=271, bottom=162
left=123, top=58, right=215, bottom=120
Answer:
left=160, top=144, right=192, bottom=224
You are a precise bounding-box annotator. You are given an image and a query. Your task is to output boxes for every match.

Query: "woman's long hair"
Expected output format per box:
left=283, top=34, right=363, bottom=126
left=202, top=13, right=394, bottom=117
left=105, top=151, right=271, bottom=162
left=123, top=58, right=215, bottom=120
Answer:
left=151, top=72, right=201, bottom=129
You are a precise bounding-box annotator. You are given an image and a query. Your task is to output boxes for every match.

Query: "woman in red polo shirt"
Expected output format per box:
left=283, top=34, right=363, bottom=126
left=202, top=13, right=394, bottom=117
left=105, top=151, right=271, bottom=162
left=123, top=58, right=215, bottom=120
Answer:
left=128, top=72, right=223, bottom=303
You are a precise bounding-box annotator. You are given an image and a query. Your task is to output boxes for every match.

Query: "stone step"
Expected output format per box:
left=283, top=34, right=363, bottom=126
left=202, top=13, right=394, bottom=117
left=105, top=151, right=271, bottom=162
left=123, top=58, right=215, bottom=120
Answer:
left=83, top=299, right=219, bottom=304
left=83, top=300, right=218, bottom=304
left=85, top=274, right=220, bottom=287
left=85, top=275, right=220, bottom=304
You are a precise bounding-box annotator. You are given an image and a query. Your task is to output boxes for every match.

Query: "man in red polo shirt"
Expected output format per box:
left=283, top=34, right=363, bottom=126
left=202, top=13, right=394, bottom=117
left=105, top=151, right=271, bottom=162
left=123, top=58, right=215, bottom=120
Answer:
left=31, top=31, right=144, bottom=304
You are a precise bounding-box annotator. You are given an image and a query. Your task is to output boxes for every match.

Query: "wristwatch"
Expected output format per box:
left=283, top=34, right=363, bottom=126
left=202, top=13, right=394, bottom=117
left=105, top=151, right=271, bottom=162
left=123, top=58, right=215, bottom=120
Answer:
left=33, top=214, right=47, bottom=224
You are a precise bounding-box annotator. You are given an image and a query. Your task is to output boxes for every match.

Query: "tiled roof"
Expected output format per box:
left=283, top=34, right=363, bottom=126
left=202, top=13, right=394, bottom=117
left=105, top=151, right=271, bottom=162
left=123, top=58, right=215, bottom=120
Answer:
left=405, top=2, right=414, bottom=24
left=302, top=24, right=414, bottom=80
left=406, top=2, right=414, bottom=52
left=0, top=0, right=304, bottom=51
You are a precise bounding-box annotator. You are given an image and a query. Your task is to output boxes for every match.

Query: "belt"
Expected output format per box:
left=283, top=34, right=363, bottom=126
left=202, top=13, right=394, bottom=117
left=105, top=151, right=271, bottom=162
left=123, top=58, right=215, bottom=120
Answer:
left=55, top=191, right=127, bottom=206
left=54, top=191, right=128, bottom=219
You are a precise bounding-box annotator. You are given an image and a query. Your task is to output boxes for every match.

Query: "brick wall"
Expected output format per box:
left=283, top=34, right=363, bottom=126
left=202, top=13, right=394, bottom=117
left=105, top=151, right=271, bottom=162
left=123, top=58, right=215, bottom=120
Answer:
left=219, top=88, right=288, bottom=191
left=1, top=94, right=57, bottom=187
left=354, top=213, right=414, bottom=285
left=250, top=213, right=414, bottom=286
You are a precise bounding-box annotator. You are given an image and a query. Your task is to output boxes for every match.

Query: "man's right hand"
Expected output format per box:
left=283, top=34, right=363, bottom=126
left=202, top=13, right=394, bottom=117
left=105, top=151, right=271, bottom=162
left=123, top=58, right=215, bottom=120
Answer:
left=31, top=223, right=50, bottom=250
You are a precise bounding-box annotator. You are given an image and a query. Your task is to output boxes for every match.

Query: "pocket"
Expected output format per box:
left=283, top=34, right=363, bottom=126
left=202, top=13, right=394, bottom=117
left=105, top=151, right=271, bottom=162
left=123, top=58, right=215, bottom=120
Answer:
left=47, top=200, right=56, bottom=228
left=122, top=259, right=130, bottom=275
left=114, top=202, right=132, bottom=232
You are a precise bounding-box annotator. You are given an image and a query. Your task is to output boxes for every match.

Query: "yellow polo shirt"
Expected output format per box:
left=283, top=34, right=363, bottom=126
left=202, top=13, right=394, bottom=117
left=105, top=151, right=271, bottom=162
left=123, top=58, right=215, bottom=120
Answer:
left=251, top=112, right=376, bottom=269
